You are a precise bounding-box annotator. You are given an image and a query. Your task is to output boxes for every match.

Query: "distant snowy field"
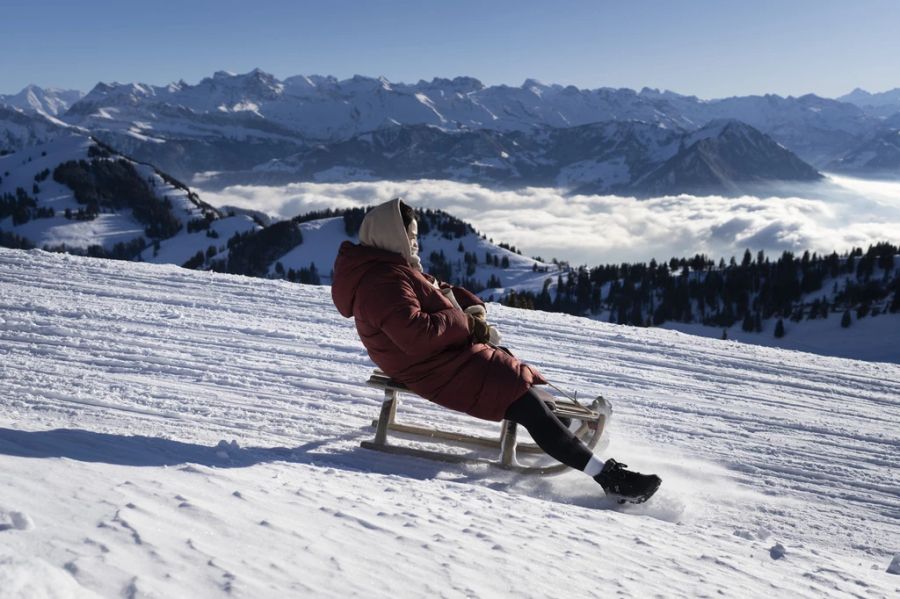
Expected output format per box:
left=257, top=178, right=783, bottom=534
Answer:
left=662, top=316, right=900, bottom=364
left=1, top=248, right=898, bottom=598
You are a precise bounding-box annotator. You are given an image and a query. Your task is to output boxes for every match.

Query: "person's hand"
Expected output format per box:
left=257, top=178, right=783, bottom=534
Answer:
left=467, top=313, right=492, bottom=344
left=465, top=305, right=501, bottom=345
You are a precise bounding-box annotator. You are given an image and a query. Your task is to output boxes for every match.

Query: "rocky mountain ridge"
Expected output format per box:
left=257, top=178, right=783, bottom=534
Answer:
left=1, top=71, right=897, bottom=190
left=213, top=118, right=821, bottom=196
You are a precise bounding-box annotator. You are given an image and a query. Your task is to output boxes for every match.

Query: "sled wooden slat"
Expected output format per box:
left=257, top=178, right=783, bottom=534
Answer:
left=359, top=440, right=586, bottom=475
left=361, top=370, right=612, bottom=475
left=368, top=419, right=547, bottom=453
left=360, top=441, right=482, bottom=464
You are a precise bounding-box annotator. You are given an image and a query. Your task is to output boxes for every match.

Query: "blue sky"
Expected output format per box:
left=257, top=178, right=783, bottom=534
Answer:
left=2, top=0, right=899, bottom=98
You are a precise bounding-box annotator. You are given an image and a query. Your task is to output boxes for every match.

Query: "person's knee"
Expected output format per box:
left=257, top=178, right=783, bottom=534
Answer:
left=528, top=386, right=557, bottom=410
left=525, top=387, right=573, bottom=428
left=505, top=388, right=543, bottom=424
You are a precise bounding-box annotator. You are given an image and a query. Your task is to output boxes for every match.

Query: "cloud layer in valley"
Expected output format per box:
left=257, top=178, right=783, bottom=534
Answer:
left=197, top=175, right=900, bottom=266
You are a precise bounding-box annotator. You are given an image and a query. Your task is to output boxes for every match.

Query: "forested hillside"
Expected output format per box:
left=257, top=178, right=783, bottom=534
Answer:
left=503, top=243, right=900, bottom=337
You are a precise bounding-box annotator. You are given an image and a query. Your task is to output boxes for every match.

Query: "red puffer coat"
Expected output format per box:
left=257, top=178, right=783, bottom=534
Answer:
left=332, top=241, right=546, bottom=421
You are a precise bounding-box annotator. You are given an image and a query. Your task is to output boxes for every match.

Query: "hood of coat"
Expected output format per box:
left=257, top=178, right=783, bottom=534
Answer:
left=358, top=198, right=422, bottom=271
left=331, top=240, right=408, bottom=317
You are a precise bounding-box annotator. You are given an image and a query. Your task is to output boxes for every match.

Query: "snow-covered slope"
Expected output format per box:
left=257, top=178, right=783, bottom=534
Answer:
left=0, top=134, right=259, bottom=264
left=0, top=106, right=74, bottom=153
left=0, top=248, right=897, bottom=597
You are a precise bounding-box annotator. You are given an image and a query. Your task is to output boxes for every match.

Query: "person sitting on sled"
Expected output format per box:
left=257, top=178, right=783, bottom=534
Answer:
left=331, top=198, right=661, bottom=503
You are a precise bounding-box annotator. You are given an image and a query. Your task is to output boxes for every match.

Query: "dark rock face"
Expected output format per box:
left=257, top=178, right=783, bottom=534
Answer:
left=827, top=128, right=900, bottom=176
left=202, top=119, right=821, bottom=197
left=630, top=121, right=823, bottom=196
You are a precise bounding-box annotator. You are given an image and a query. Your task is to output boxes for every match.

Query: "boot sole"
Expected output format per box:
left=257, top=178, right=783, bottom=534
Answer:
left=615, top=478, right=662, bottom=505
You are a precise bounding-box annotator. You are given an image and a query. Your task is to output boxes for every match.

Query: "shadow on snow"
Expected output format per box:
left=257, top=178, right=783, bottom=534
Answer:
left=0, top=427, right=492, bottom=481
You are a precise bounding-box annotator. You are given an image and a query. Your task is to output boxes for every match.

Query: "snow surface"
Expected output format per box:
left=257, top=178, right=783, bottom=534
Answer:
left=1, top=247, right=898, bottom=597
left=663, top=306, right=900, bottom=364
left=0, top=134, right=260, bottom=266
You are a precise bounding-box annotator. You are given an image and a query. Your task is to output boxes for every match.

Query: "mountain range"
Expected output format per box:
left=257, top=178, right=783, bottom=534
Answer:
left=1, top=70, right=899, bottom=193
left=219, top=118, right=821, bottom=196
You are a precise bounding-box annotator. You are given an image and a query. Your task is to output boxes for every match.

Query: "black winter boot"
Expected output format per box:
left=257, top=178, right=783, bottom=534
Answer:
left=594, top=459, right=662, bottom=504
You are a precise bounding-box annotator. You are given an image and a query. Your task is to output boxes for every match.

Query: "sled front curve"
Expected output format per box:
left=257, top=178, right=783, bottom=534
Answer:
left=360, top=370, right=612, bottom=475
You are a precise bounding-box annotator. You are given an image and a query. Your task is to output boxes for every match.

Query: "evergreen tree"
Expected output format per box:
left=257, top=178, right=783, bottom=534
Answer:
left=182, top=250, right=205, bottom=269
left=774, top=318, right=785, bottom=338
left=741, top=311, right=754, bottom=332
left=841, top=310, right=852, bottom=328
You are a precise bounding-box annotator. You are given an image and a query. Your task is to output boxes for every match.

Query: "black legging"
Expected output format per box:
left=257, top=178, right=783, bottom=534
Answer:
left=504, top=388, right=593, bottom=470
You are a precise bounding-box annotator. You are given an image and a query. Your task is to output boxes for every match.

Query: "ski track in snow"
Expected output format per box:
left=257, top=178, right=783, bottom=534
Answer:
left=0, top=247, right=898, bottom=598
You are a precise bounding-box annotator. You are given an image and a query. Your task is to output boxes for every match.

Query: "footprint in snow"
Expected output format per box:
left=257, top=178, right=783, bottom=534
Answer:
left=0, top=510, right=35, bottom=531
left=733, top=526, right=772, bottom=541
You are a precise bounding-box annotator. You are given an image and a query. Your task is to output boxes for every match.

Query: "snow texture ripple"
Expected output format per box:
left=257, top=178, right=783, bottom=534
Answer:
left=0, top=248, right=898, bottom=598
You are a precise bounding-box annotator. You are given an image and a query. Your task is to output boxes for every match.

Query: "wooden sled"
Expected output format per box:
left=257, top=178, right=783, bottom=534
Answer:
left=360, top=370, right=612, bottom=475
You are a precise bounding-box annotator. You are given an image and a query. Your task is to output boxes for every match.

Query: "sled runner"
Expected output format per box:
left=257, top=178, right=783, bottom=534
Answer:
left=360, top=370, right=612, bottom=474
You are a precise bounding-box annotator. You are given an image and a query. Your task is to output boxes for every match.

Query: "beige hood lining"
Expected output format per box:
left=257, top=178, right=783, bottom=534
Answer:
left=359, top=198, right=422, bottom=271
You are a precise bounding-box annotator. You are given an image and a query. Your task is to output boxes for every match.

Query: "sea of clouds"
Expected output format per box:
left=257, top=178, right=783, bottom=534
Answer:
left=197, top=174, right=900, bottom=266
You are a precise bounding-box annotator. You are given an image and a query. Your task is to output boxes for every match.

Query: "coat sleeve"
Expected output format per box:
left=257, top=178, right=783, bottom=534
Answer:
left=441, top=283, right=484, bottom=311
left=359, top=271, right=472, bottom=356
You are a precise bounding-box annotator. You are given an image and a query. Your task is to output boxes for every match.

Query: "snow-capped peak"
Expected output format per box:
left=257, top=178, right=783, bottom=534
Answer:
left=199, top=69, right=283, bottom=95
left=838, top=86, right=900, bottom=108
left=72, top=81, right=160, bottom=113
left=0, top=85, right=84, bottom=117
